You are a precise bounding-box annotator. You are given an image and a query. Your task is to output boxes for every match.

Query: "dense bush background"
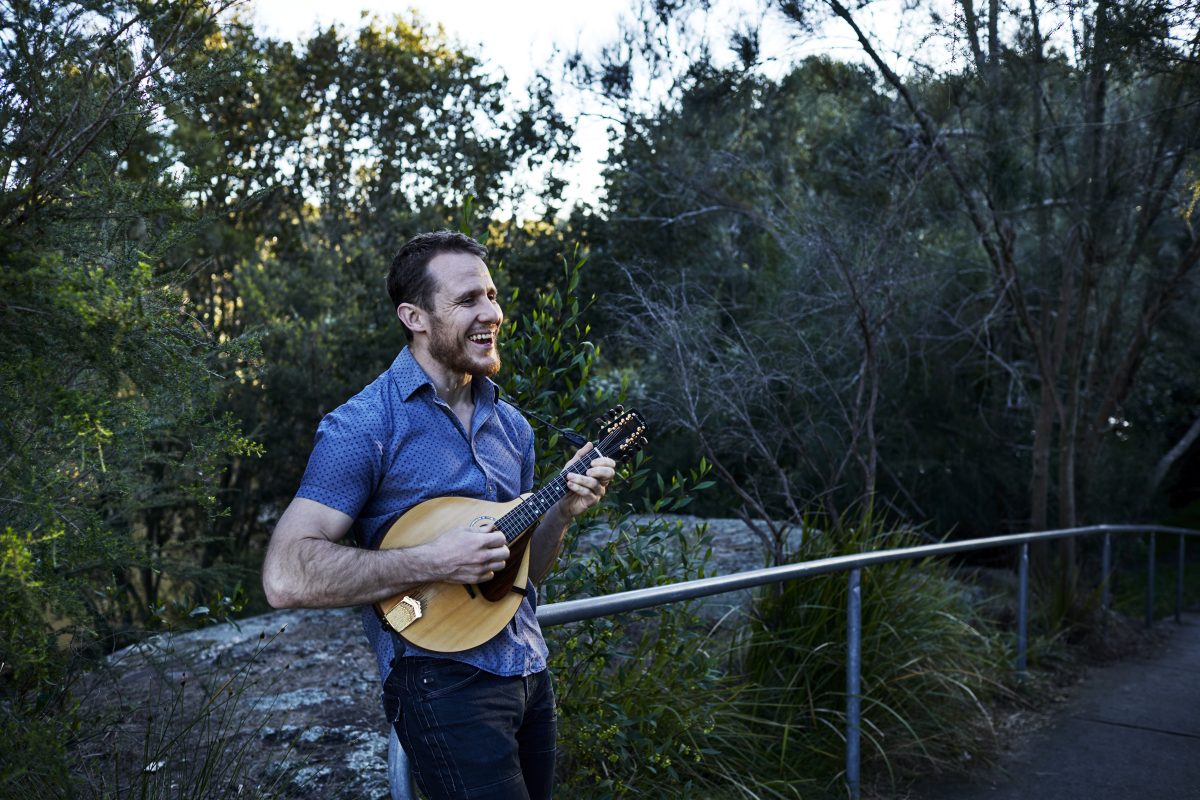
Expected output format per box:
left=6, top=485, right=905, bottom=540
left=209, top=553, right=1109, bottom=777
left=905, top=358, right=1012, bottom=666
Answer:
left=2, top=0, right=1198, bottom=796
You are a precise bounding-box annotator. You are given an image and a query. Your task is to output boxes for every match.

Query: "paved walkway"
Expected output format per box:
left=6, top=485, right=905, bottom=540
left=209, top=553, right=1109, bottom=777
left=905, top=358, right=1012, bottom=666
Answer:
left=917, top=613, right=1200, bottom=800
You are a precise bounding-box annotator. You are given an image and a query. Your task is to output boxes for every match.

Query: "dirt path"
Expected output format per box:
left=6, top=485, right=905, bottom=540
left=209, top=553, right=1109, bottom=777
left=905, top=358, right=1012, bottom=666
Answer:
left=911, top=614, right=1200, bottom=800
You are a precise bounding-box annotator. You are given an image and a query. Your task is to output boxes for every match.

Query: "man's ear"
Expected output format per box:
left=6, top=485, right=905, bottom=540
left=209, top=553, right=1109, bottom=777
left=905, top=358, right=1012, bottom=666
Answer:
left=397, top=303, right=427, bottom=335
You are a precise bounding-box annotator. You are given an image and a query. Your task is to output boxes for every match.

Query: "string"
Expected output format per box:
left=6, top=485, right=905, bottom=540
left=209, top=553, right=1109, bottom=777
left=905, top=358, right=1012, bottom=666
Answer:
left=494, top=424, right=631, bottom=542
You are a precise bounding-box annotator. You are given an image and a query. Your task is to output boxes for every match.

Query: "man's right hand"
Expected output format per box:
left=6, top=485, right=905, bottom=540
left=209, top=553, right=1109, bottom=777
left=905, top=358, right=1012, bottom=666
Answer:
left=415, top=527, right=510, bottom=584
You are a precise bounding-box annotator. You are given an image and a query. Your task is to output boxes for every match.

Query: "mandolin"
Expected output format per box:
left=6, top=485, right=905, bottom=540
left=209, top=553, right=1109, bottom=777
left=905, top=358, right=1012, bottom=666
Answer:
left=374, top=406, right=647, bottom=653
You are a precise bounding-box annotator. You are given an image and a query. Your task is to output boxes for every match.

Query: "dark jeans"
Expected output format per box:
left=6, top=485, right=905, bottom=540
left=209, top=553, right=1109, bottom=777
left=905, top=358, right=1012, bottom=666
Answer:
left=384, top=657, right=556, bottom=800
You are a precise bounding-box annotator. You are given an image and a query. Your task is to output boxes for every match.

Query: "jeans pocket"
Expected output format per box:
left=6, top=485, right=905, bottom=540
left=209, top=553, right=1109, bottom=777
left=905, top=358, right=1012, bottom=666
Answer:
left=383, top=662, right=403, bottom=724
left=414, top=658, right=484, bottom=701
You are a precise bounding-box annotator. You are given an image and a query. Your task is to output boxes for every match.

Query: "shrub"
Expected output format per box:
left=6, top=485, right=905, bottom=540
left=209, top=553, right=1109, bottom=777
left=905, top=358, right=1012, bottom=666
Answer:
left=547, top=514, right=730, bottom=798
left=495, top=246, right=725, bottom=796
left=734, top=509, right=1011, bottom=795
left=0, top=3, right=258, bottom=793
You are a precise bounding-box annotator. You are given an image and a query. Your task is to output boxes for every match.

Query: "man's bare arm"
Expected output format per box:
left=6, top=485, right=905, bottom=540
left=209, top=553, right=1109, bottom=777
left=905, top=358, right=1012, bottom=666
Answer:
left=262, top=497, right=510, bottom=609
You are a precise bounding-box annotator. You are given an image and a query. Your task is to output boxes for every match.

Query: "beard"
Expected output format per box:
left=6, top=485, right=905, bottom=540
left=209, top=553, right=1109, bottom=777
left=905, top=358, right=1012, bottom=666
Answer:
left=427, top=315, right=501, bottom=378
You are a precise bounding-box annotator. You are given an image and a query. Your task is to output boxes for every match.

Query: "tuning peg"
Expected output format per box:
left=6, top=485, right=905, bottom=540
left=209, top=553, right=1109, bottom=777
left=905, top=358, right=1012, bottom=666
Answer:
left=639, top=436, right=648, bottom=447
left=615, top=404, right=624, bottom=414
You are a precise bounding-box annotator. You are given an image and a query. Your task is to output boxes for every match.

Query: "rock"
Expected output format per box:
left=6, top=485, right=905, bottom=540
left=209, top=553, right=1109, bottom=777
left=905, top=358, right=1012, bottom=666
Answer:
left=92, top=607, right=391, bottom=799
left=88, top=515, right=776, bottom=798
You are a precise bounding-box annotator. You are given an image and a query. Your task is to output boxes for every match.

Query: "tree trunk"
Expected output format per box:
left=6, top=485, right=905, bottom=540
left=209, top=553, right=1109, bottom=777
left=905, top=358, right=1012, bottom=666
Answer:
left=1030, top=392, right=1055, bottom=531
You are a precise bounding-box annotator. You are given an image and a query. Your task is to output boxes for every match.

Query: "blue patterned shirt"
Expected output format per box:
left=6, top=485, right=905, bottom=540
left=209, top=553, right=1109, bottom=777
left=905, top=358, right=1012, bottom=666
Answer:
left=295, top=347, right=549, bottom=683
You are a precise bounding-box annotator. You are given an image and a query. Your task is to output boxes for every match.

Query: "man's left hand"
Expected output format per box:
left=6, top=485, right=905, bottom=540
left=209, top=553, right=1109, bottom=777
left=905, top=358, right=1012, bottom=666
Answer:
left=559, top=442, right=616, bottom=519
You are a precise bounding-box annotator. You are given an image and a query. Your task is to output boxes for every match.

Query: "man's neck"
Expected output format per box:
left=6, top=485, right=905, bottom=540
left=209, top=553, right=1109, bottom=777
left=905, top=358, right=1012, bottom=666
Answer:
left=410, top=345, right=474, bottom=408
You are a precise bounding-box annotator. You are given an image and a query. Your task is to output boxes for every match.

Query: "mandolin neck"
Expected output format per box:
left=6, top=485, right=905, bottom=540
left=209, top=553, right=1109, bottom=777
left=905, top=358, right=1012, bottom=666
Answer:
left=494, top=448, right=604, bottom=543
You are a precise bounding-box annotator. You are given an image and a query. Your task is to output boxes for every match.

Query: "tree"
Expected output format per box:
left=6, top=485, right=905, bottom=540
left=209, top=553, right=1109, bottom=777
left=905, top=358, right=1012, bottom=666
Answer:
left=577, top=0, right=1200, bottom=560
left=579, top=51, right=955, bottom=557
left=779, top=0, right=1200, bottom=535
left=0, top=0, right=254, bottom=790
left=154, top=12, right=575, bottom=571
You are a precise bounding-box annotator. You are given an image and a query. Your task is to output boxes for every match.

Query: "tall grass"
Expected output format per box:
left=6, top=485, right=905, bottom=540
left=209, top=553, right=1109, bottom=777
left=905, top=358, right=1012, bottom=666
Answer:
left=550, top=508, right=1016, bottom=799
left=723, top=510, right=1012, bottom=797
left=71, top=631, right=289, bottom=800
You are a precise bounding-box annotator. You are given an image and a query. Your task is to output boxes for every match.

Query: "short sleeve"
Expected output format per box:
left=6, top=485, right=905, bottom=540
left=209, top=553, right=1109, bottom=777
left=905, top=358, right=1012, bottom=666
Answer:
left=295, top=410, right=384, bottom=518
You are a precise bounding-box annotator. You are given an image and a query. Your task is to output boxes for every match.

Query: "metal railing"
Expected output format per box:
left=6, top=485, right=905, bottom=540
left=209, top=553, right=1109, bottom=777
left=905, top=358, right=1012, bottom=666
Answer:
left=391, top=523, right=1197, bottom=800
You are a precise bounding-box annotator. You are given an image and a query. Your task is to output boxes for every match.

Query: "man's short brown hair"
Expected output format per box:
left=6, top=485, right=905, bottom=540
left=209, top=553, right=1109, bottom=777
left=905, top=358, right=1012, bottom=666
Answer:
left=387, top=230, right=488, bottom=341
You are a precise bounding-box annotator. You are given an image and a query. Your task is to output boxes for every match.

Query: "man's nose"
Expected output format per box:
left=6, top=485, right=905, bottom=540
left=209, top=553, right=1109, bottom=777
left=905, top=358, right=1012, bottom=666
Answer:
left=480, top=299, right=502, bottom=325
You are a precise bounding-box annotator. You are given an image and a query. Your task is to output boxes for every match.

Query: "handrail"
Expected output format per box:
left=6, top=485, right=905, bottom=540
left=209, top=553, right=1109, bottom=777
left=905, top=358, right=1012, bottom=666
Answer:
left=536, top=524, right=1195, bottom=626
left=389, top=524, right=1197, bottom=800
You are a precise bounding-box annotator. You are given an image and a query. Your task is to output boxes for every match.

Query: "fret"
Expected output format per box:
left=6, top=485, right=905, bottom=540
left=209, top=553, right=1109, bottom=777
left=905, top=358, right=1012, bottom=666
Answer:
left=491, top=411, right=644, bottom=544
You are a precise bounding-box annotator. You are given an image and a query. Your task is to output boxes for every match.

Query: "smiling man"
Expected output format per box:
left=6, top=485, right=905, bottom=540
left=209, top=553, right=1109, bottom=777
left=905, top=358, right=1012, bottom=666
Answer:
left=262, top=230, right=615, bottom=799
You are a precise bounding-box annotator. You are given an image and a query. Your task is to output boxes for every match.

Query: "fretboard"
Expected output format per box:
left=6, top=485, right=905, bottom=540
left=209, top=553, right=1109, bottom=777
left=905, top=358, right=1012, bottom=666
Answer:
left=494, top=447, right=604, bottom=543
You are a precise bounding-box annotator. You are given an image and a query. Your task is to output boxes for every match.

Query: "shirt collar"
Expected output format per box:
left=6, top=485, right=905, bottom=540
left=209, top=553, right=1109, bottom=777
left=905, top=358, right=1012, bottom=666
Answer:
left=389, top=346, right=501, bottom=406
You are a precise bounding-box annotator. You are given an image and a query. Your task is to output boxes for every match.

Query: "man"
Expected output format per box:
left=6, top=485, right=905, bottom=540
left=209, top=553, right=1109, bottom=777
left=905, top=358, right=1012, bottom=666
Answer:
left=262, top=230, right=615, bottom=799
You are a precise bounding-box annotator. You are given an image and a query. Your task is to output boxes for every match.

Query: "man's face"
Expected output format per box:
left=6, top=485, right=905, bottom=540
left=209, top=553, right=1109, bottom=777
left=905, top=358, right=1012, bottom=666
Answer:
left=424, top=251, right=503, bottom=378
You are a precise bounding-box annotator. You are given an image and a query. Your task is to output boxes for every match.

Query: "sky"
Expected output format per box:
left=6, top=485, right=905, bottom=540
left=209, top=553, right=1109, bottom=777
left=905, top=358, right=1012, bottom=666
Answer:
left=249, top=0, right=640, bottom=210
left=251, top=0, right=632, bottom=90
left=248, top=0, right=917, bottom=214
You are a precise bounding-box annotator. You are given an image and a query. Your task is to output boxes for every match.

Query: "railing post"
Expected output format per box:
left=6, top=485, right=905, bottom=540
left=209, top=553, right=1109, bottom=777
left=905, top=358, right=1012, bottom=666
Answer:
left=1101, top=533, right=1112, bottom=615
left=846, top=568, right=862, bottom=800
left=1177, top=534, right=1186, bottom=624
left=1146, top=531, right=1156, bottom=628
left=1016, top=543, right=1028, bottom=675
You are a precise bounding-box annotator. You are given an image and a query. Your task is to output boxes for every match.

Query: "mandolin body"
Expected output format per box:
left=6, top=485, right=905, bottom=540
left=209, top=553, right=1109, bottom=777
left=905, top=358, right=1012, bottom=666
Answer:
left=374, top=495, right=534, bottom=653
left=372, top=406, right=646, bottom=654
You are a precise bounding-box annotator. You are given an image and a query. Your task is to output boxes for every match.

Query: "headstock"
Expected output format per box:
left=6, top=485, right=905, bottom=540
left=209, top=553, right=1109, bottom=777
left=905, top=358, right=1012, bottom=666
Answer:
left=594, top=405, right=648, bottom=464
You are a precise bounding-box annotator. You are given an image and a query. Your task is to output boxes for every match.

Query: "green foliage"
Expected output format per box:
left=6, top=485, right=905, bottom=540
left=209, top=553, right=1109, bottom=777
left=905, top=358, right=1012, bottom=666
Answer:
left=0, top=1, right=259, bottom=793
left=736, top=510, right=1010, bottom=793
left=0, top=524, right=79, bottom=795
left=497, top=246, right=600, bottom=455
left=547, top=517, right=727, bottom=798
left=494, top=249, right=725, bottom=796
